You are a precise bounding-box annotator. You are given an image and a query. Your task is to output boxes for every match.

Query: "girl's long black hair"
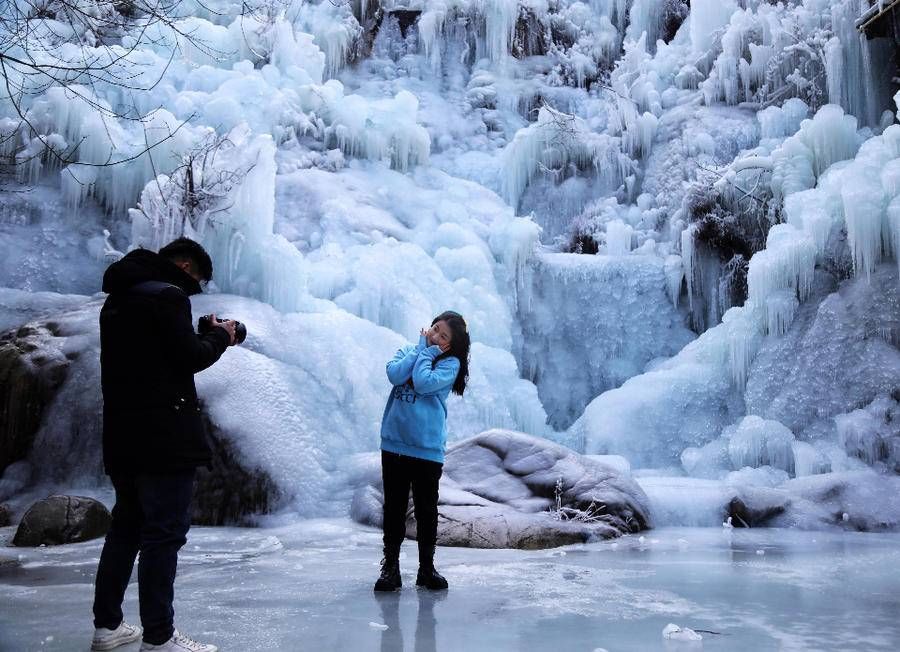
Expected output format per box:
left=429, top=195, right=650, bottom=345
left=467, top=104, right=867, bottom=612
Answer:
left=432, top=311, right=470, bottom=396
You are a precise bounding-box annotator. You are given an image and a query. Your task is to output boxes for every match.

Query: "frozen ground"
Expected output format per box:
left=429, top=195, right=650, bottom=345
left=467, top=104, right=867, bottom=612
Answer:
left=2, top=519, right=900, bottom=652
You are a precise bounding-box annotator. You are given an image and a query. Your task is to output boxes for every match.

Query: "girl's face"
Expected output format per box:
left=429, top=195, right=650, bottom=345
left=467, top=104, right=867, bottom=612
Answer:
left=427, top=320, right=453, bottom=352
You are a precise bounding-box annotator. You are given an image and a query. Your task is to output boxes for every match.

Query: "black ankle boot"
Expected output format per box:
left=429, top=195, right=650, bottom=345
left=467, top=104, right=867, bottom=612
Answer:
left=416, top=545, right=448, bottom=590
left=374, top=547, right=402, bottom=592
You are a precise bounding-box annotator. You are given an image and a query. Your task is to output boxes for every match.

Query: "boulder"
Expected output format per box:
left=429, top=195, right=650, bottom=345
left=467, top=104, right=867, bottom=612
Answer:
left=12, top=495, right=111, bottom=546
left=351, top=429, right=652, bottom=549
left=0, top=502, right=11, bottom=527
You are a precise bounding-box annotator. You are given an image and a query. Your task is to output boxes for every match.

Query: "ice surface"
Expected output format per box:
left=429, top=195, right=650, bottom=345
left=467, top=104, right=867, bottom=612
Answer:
left=5, top=520, right=900, bottom=651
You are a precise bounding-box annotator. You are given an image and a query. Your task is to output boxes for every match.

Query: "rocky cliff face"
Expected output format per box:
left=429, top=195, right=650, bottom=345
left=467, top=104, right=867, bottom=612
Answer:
left=0, top=321, right=73, bottom=476
left=0, top=304, right=282, bottom=526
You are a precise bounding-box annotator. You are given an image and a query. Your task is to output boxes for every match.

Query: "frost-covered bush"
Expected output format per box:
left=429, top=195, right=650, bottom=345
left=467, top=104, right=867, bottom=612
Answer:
left=128, top=129, right=256, bottom=251
left=501, top=104, right=632, bottom=209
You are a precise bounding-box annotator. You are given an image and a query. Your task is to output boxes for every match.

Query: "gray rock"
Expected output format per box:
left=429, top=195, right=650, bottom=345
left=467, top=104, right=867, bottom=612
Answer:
left=192, top=419, right=283, bottom=526
left=12, top=495, right=111, bottom=546
left=0, top=323, right=72, bottom=475
left=351, top=429, right=652, bottom=549
left=0, top=502, right=11, bottom=527
left=727, top=488, right=790, bottom=527
left=0, top=310, right=282, bottom=527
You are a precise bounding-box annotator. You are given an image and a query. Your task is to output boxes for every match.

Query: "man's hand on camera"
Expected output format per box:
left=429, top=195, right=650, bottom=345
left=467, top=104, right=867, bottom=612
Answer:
left=209, top=313, right=238, bottom=346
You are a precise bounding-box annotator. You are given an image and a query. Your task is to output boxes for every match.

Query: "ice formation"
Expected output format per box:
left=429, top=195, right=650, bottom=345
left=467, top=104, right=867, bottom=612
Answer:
left=1, top=0, right=899, bottom=529
left=727, top=416, right=796, bottom=475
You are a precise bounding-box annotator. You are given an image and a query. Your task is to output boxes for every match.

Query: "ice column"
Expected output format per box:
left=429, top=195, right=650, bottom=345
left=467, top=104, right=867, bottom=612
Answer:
left=690, top=0, right=737, bottom=55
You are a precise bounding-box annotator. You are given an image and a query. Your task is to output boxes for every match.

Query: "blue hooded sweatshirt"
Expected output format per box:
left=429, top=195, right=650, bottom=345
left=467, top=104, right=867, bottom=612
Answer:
left=380, top=335, right=461, bottom=464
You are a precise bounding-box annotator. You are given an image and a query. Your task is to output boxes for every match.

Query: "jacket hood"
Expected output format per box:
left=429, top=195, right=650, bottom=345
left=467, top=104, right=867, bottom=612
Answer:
left=102, top=249, right=203, bottom=296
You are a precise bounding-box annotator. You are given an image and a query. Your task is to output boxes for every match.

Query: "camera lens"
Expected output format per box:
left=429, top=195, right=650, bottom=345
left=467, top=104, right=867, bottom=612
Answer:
left=234, top=322, right=247, bottom=344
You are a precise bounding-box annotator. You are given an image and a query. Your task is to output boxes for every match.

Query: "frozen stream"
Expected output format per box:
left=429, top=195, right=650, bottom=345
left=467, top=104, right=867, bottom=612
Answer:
left=2, top=520, right=900, bottom=651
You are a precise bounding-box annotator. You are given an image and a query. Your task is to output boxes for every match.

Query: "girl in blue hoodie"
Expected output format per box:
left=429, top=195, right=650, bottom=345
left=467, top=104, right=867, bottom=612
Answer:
left=375, top=311, right=470, bottom=592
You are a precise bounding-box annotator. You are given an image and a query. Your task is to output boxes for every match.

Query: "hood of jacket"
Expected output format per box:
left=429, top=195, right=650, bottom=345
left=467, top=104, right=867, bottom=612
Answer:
left=102, top=249, right=203, bottom=296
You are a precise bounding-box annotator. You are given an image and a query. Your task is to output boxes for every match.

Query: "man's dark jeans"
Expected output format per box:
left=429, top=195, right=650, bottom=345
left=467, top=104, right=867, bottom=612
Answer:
left=93, top=470, right=194, bottom=645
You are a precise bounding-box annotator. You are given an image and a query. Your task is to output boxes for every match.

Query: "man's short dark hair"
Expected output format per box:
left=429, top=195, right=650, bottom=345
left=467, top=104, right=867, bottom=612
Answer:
left=159, top=238, right=213, bottom=282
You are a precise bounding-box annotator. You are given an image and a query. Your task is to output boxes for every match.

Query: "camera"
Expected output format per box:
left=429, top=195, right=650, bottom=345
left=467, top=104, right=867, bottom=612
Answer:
left=198, top=314, right=247, bottom=344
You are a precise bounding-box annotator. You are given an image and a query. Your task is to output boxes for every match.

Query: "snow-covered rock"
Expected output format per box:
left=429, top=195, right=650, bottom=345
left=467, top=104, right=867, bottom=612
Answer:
left=351, top=430, right=651, bottom=549
left=638, top=471, right=900, bottom=531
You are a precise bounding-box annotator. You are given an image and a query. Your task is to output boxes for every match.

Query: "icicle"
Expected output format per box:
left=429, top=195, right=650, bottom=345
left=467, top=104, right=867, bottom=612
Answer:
left=0, top=117, right=18, bottom=158
left=890, top=197, right=900, bottom=279
left=746, top=224, right=816, bottom=309
left=605, top=220, right=633, bottom=255
left=727, top=415, right=796, bottom=474
left=764, top=289, right=798, bottom=337
left=60, top=164, right=99, bottom=210
left=626, top=0, right=667, bottom=52
left=882, top=160, right=900, bottom=199
left=690, top=0, right=737, bottom=55
left=757, top=99, right=809, bottom=140
left=479, top=0, right=519, bottom=62
left=681, top=225, right=696, bottom=311
left=419, top=8, right=447, bottom=72
left=664, top=255, right=684, bottom=308
left=724, top=307, right=760, bottom=390
left=842, top=170, right=888, bottom=281
left=792, top=441, right=830, bottom=477
left=824, top=36, right=843, bottom=107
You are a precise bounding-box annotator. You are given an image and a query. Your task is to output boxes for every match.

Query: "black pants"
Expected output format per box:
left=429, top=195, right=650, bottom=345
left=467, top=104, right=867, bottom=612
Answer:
left=381, top=451, right=443, bottom=554
left=93, top=470, right=194, bottom=645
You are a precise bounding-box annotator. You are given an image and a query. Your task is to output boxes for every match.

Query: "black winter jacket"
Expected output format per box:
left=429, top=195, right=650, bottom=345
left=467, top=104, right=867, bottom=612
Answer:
left=100, top=249, right=231, bottom=474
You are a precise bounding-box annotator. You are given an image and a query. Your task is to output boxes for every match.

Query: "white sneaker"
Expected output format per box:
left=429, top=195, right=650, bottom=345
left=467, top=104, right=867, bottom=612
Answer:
left=91, top=621, right=143, bottom=650
left=139, top=629, right=218, bottom=652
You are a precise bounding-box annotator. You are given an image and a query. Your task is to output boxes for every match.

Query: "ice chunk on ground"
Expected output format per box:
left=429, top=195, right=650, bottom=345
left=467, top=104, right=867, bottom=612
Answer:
left=662, top=623, right=702, bottom=641
left=727, top=416, right=796, bottom=475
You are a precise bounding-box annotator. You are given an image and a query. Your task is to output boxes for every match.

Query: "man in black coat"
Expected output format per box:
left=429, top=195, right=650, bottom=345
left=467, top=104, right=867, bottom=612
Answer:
left=90, top=238, right=236, bottom=652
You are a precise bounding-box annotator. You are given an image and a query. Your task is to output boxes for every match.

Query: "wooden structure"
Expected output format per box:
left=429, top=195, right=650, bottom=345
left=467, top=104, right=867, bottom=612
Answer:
left=857, top=0, right=900, bottom=43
